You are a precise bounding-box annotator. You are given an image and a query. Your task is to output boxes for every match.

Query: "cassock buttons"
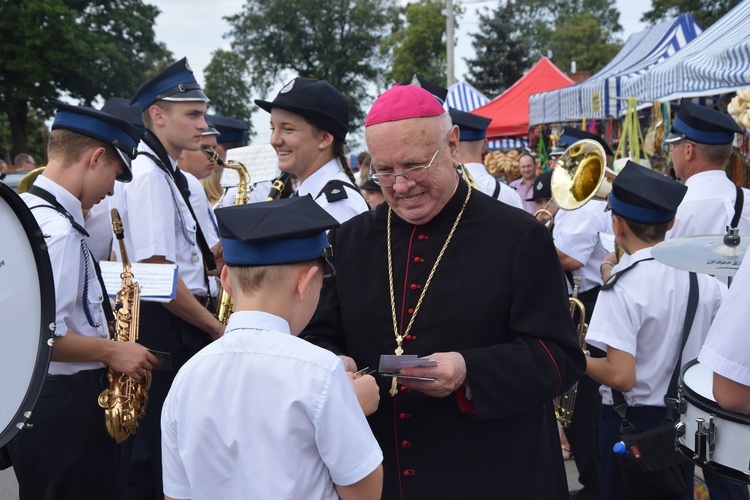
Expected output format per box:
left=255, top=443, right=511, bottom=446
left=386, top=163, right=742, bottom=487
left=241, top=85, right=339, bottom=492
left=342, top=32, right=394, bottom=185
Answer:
left=413, top=256, right=424, bottom=263
left=400, top=385, right=411, bottom=393
left=407, top=308, right=414, bottom=314
left=410, top=283, right=421, bottom=290
left=399, top=413, right=411, bottom=419
left=417, top=234, right=428, bottom=240
left=401, top=440, right=412, bottom=448
left=405, top=334, right=416, bottom=341
left=403, top=469, right=416, bottom=477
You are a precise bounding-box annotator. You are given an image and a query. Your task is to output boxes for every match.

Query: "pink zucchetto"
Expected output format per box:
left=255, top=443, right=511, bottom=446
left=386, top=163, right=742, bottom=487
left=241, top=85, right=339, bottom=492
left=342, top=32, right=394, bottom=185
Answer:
left=365, top=84, right=446, bottom=126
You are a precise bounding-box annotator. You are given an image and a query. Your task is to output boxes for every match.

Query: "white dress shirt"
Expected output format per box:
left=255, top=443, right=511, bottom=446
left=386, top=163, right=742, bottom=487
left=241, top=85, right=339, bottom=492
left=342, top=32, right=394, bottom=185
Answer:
left=296, top=159, right=369, bottom=224
left=587, top=248, right=726, bottom=406
left=464, top=162, right=523, bottom=209
left=110, top=142, right=207, bottom=295
left=22, top=176, right=108, bottom=375
left=161, top=310, right=382, bottom=500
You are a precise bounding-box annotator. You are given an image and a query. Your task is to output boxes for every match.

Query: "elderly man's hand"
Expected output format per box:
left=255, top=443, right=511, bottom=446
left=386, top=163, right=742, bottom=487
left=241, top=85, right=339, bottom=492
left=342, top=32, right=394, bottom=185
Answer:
left=398, top=351, right=467, bottom=398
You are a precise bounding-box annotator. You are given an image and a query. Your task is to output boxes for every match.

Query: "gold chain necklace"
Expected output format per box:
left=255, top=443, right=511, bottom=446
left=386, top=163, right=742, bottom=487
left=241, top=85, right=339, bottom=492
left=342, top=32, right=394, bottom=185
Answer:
left=386, top=184, right=472, bottom=396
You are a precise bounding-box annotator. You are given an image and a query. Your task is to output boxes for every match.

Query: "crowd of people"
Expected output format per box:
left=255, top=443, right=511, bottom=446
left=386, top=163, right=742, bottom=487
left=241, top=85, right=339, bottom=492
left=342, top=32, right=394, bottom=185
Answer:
left=3, top=55, right=750, bottom=500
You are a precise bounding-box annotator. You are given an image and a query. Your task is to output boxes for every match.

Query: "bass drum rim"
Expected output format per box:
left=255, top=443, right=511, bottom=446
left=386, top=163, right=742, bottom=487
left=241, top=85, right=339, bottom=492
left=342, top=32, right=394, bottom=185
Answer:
left=0, top=182, right=55, bottom=448
left=677, top=359, right=750, bottom=484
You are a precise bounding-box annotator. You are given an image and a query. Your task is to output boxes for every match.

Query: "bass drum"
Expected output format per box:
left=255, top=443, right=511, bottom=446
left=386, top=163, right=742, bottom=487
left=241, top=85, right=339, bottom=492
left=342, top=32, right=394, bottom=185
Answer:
left=0, top=182, right=55, bottom=448
left=676, top=359, right=750, bottom=484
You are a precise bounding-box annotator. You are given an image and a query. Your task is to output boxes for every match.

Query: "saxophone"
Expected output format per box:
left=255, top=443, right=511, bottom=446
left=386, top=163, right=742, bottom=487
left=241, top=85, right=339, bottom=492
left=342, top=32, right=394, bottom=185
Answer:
left=98, top=209, right=151, bottom=443
left=203, top=149, right=251, bottom=324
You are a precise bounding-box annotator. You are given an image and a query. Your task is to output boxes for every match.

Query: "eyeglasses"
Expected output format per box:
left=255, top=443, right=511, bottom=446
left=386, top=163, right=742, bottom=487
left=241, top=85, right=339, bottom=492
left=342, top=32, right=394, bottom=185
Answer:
left=666, top=137, right=695, bottom=152
left=369, top=133, right=448, bottom=187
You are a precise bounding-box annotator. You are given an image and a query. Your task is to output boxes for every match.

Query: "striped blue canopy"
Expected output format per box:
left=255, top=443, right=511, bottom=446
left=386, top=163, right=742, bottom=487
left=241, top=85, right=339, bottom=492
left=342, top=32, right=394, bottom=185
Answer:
left=622, top=0, right=750, bottom=102
left=529, top=14, right=701, bottom=125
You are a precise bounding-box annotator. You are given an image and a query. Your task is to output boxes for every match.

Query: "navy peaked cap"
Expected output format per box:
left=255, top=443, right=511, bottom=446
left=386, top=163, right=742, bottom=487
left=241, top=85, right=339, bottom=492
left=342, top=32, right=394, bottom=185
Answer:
left=449, top=108, right=492, bottom=141
left=51, top=100, right=141, bottom=182
left=215, top=196, right=339, bottom=266
left=400, top=74, right=448, bottom=102
left=609, top=161, right=687, bottom=224
left=255, top=77, right=349, bottom=142
left=665, top=100, right=743, bottom=145
left=205, top=114, right=248, bottom=143
left=131, top=57, right=209, bottom=111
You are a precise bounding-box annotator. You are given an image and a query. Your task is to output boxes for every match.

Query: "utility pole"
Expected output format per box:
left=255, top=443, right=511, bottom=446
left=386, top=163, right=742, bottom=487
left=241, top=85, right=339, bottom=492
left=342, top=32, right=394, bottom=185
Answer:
left=446, top=0, right=455, bottom=86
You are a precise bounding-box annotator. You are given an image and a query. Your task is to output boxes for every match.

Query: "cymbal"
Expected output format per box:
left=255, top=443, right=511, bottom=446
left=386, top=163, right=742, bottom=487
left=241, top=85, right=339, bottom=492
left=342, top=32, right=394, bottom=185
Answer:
left=652, top=234, right=747, bottom=277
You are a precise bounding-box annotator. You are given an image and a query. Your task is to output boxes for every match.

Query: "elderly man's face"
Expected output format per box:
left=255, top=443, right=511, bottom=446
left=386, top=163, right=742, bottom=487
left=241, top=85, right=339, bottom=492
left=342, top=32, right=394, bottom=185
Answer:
left=367, top=116, right=459, bottom=226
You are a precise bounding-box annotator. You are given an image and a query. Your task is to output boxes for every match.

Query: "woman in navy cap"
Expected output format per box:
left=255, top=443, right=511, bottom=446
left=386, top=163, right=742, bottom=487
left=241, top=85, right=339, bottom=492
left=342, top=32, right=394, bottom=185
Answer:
left=255, top=77, right=368, bottom=223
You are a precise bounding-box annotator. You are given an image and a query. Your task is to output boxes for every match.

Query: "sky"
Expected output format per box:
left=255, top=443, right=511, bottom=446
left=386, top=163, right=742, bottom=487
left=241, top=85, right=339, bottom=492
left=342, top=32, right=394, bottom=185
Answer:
left=151, top=0, right=654, bottom=145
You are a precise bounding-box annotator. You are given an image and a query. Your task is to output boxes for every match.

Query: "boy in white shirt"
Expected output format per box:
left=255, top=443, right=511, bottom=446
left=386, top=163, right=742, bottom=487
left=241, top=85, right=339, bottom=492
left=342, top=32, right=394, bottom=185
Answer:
left=161, top=196, right=383, bottom=500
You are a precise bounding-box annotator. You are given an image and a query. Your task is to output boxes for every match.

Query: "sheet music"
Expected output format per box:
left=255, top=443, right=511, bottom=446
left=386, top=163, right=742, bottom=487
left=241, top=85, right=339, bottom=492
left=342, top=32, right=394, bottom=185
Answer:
left=99, top=262, right=178, bottom=303
left=221, top=144, right=280, bottom=187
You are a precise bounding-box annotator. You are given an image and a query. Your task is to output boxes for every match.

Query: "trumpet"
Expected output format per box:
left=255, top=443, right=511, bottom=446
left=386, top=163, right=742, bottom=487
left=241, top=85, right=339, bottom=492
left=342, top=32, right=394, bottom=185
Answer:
left=554, top=276, right=588, bottom=427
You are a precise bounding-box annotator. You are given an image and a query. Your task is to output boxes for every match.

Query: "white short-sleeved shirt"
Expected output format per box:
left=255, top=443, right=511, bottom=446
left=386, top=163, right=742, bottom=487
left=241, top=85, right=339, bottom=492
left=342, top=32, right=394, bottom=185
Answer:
left=296, top=159, right=369, bottom=224
left=587, top=248, right=726, bottom=406
left=553, top=199, right=613, bottom=293
left=185, top=171, right=220, bottom=297
left=668, top=170, right=750, bottom=239
left=464, top=162, right=523, bottom=209
left=109, top=142, right=207, bottom=295
left=161, top=310, right=382, bottom=500
left=699, top=255, right=750, bottom=386
left=22, top=176, right=108, bottom=375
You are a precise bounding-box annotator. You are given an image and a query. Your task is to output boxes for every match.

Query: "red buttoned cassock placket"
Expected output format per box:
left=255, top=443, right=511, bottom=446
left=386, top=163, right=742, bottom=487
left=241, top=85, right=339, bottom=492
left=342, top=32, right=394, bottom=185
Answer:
left=304, top=179, right=585, bottom=500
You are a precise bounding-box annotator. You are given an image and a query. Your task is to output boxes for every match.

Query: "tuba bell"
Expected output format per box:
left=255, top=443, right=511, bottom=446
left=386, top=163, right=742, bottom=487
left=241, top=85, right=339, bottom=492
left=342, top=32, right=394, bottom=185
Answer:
left=551, top=139, right=616, bottom=211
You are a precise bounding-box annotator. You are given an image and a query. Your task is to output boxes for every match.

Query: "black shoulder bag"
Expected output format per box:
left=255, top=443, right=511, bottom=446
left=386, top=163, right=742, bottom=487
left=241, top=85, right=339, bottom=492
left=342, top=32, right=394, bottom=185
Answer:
left=610, top=271, right=698, bottom=498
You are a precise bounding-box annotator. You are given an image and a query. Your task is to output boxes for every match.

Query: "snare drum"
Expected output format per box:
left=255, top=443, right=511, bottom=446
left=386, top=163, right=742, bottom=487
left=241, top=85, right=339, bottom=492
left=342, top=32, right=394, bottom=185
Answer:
left=0, top=182, right=55, bottom=448
left=676, top=359, right=750, bottom=484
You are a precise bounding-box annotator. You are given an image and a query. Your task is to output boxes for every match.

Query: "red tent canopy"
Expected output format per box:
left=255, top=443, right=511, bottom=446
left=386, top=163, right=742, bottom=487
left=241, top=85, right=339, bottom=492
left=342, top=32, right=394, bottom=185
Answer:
left=472, top=57, right=574, bottom=139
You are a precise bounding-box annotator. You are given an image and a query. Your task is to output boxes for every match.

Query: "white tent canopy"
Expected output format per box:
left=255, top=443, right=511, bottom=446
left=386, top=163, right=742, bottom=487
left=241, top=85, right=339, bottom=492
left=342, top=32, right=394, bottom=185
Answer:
left=529, top=14, right=701, bottom=125
left=621, top=0, right=750, bottom=102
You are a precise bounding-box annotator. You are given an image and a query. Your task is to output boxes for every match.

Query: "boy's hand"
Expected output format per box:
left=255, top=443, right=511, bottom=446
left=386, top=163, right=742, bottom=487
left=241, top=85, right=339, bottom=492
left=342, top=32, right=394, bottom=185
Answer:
left=347, top=373, right=380, bottom=416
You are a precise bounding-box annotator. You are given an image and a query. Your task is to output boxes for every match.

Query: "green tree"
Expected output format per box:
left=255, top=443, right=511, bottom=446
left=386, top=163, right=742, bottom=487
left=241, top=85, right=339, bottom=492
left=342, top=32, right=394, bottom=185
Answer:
left=225, top=0, right=397, bottom=129
left=0, top=0, right=169, bottom=156
left=466, top=0, right=623, bottom=88
left=550, top=13, right=621, bottom=75
left=383, top=0, right=462, bottom=88
left=465, top=0, right=531, bottom=97
left=641, top=0, right=741, bottom=29
left=203, top=50, right=255, bottom=140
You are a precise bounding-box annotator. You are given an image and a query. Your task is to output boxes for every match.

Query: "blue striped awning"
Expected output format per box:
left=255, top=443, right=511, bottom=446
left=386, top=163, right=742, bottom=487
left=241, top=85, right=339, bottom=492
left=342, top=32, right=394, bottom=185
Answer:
left=445, top=81, right=490, bottom=111
left=529, top=13, right=701, bottom=124
left=622, top=0, right=750, bottom=102
left=487, top=137, right=529, bottom=150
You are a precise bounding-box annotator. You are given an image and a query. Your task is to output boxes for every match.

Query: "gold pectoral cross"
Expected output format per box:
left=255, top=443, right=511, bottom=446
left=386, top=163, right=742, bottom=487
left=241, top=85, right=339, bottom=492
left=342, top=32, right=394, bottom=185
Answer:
left=389, top=336, right=404, bottom=397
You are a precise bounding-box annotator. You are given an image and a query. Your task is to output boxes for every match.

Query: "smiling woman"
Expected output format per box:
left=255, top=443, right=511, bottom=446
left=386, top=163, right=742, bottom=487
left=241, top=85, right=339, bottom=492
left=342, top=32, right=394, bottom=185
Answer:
left=253, top=77, right=369, bottom=224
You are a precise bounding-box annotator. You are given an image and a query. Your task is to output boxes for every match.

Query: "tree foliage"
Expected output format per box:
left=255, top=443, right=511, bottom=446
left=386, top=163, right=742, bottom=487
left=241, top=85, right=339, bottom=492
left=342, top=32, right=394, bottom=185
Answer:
left=466, top=0, right=624, bottom=94
left=0, top=0, right=170, bottom=156
left=550, top=13, right=621, bottom=76
left=203, top=50, right=255, bottom=140
left=225, top=0, right=397, bottom=129
left=641, top=0, right=741, bottom=29
left=465, top=1, right=531, bottom=97
left=383, top=0, right=462, bottom=88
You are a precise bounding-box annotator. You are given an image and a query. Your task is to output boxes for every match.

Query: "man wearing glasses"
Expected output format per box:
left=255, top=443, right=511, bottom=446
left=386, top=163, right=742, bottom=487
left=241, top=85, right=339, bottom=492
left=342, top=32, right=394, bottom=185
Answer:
left=303, top=83, right=585, bottom=498
left=665, top=100, right=748, bottom=239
